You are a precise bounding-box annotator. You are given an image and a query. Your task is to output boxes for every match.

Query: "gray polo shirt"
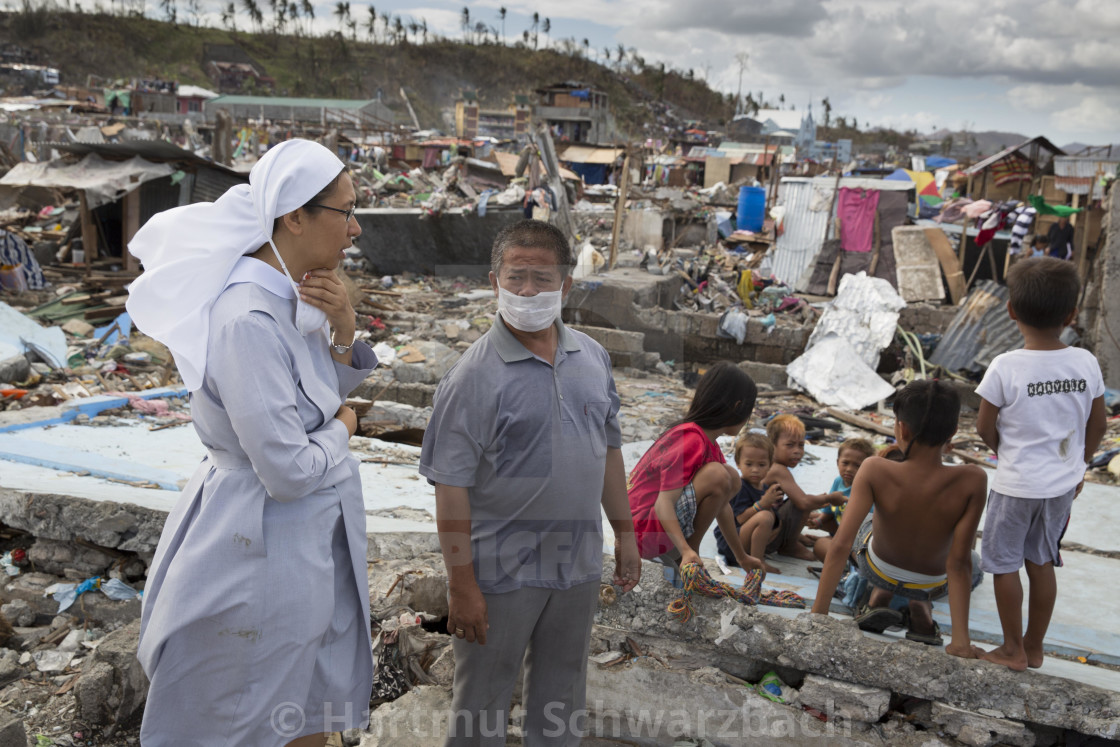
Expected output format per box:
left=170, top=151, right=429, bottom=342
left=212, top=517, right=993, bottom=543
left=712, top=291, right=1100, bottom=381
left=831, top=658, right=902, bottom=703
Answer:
left=419, top=315, right=622, bottom=594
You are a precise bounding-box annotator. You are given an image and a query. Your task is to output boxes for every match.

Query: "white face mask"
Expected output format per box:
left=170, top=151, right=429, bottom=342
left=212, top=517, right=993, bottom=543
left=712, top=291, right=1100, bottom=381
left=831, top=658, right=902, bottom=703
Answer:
left=267, top=240, right=328, bottom=336
left=497, top=286, right=563, bottom=332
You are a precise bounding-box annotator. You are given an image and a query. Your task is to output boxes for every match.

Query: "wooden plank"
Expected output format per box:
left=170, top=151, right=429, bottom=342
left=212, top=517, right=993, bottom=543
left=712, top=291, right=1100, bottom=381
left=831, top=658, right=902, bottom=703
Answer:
left=924, top=227, right=966, bottom=304
left=608, top=152, right=631, bottom=270
left=823, top=172, right=844, bottom=295
left=79, top=190, right=97, bottom=265
left=122, top=189, right=141, bottom=273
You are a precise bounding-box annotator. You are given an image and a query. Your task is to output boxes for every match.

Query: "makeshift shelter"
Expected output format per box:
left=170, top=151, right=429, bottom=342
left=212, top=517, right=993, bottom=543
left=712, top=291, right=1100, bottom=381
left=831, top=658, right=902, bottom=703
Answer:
left=961, top=136, right=1064, bottom=203
left=558, top=145, right=623, bottom=185
left=0, top=141, right=245, bottom=269
left=769, top=176, right=914, bottom=294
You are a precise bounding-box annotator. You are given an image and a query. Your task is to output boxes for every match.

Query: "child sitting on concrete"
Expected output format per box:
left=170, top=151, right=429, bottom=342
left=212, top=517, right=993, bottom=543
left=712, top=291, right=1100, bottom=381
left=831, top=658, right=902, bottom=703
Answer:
left=811, top=380, right=988, bottom=657
left=973, top=257, right=1107, bottom=670
left=715, top=432, right=786, bottom=574
left=810, top=438, right=876, bottom=561
left=628, top=362, right=765, bottom=579
left=763, top=414, right=847, bottom=561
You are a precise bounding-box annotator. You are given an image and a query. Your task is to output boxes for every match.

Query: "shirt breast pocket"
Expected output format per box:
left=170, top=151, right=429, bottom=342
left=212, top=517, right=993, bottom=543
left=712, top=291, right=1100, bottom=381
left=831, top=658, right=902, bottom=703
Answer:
left=583, top=401, right=611, bottom=458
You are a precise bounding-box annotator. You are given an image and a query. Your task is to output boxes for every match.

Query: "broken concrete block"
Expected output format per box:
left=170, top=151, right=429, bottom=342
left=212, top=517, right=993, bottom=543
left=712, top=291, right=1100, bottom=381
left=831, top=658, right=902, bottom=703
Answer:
left=28, top=536, right=118, bottom=577
left=0, top=650, right=24, bottom=690
left=74, top=619, right=148, bottom=734
left=359, top=401, right=432, bottom=437
left=0, top=600, right=33, bottom=628
left=61, top=319, right=95, bottom=338
left=569, top=324, right=646, bottom=354
left=798, top=673, right=890, bottom=723
left=368, top=554, right=448, bottom=620
left=361, top=685, right=452, bottom=746
left=0, top=489, right=168, bottom=554
left=389, top=340, right=460, bottom=384
left=0, top=355, right=29, bottom=384
left=0, top=707, right=27, bottom=747
left=931, top=702, right=1035, bottom=747
left=737, top=360, right=788, bottom=389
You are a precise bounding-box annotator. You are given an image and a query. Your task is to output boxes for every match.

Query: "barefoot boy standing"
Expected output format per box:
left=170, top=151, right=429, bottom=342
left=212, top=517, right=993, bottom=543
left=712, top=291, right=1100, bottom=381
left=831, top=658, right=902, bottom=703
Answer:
left=812, top=381, right=988, bottom=657
left=974, top=257, right=1107, bottom=670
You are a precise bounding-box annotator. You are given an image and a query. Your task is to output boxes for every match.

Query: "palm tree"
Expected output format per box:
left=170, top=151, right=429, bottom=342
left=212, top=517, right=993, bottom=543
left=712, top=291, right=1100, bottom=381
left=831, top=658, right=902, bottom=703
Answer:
left=160, top=0, right=176, bottom=23
left=221, top=1, right=236, bottom=30
left=616, top=43, right=625, bottom=72
left=420, top=17, right=427, bottom=43
left=392, top=15, right=403, bottom=43
left=408, top=19, right=419, bottom=43
left=242, top=0, right=263, bottom=31
left=542, top=18, right=550, bottom=48
left=498, top=6, right=505, bottom=44
left=365, top=5, right=376, bottom=41
left=299, top=0, right=313, bottom=35
left=333, top=1, right=347, bottom=35
left=821, top=96, right=831, bottom=127
left=582, top=38, right=589, bottom=60
left=530, top=11, right=538, bottom=49
left=461, top=6, right=470, bottom=42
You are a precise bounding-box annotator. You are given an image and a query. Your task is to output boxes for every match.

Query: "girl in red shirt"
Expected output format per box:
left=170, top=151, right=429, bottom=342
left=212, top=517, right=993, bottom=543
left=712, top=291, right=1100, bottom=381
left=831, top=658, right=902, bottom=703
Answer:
left=627, top=361, right=765, bottom=575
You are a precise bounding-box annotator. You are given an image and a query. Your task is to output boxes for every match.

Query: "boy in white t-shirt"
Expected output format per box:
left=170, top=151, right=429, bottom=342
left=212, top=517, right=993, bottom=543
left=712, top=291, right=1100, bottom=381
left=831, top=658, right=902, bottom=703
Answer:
left=974, top=257, right=1107, bottom=670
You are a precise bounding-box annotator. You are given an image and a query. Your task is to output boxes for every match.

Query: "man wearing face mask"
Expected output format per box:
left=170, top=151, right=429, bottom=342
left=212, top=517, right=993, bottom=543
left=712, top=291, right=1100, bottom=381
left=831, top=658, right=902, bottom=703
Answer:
left=420, top=220, right=642, bottom=745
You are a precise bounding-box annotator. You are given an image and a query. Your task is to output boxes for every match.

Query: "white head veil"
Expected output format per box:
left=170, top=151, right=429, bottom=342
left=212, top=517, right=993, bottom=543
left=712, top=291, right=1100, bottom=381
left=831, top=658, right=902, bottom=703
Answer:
left=125, top=139, right=344, bottom=391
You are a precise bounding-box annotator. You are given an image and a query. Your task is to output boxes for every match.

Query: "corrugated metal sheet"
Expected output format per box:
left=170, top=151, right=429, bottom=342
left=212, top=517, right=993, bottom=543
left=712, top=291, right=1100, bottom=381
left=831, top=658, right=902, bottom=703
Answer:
left=770, top=176, right=914, bottom=290
left=772, top=178, right=831, bottom=289
left=190, top=167, right=246, bottom=204
left=928, top=281, right=1022, bottom=373
left=963, top=136, right=1064, bottom=176
left=1053, top=156, right=1120, bottom=199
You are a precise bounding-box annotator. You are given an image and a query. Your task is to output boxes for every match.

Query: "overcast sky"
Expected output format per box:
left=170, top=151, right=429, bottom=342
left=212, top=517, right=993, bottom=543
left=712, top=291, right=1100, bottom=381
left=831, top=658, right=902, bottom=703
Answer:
left=191, top=0, right=1120, bottom=146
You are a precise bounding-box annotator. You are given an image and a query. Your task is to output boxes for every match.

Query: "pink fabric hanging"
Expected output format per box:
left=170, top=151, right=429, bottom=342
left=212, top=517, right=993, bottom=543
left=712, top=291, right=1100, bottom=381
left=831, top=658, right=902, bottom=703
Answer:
left=837, top=187, right=880, bottom=253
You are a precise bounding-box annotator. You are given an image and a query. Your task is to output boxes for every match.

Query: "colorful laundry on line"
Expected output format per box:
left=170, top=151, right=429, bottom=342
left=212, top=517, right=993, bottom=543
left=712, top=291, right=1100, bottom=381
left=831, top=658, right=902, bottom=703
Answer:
left=667, top=562, right=806, bottom=622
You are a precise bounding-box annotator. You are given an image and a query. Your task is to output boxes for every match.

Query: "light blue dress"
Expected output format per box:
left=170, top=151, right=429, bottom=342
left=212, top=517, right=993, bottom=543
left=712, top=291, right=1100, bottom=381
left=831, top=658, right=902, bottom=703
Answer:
left=138, top=262, right=376, bottom=745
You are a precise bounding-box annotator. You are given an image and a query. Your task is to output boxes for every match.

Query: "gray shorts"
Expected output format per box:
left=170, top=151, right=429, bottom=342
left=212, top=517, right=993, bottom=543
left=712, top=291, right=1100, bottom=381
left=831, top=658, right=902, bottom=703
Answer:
left=981, top=488, right=1076, bottom=574
left=676, top=482, right=698, bottom=538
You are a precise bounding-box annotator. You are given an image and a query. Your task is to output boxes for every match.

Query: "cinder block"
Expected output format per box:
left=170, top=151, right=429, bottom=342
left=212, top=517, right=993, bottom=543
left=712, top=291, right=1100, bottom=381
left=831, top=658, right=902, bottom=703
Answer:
left=798, top=673, right=890, bottom=723
left=931, top=702, right=1035, bottom=747
left=737, top=360, right=789, bottom=389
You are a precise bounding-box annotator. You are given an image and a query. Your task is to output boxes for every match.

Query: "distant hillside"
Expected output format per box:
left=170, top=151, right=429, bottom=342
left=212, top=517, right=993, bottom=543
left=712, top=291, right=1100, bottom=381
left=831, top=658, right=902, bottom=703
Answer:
left=0, top=7, right=736, bottom=139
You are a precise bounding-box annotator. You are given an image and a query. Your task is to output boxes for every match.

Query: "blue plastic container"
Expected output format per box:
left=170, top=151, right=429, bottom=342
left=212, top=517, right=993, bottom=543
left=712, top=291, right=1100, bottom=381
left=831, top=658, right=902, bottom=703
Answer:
left=736, top=186, right=766, bottom=232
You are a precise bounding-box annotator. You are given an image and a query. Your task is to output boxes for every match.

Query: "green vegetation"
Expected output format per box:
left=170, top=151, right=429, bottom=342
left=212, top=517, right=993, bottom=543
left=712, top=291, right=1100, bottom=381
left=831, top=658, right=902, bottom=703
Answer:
left=0, top=4, right=917, bottom=148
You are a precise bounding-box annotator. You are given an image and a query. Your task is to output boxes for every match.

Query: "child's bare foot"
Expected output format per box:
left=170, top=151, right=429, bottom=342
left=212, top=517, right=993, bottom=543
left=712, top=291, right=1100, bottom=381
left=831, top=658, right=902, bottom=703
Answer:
left=1025, top=643, right=1045, bottom=669
left=764, top=562, right=781, bottom=574
left=779, top=542, right=816, bottom=561
left=976, top=643, right=1029, bottom=671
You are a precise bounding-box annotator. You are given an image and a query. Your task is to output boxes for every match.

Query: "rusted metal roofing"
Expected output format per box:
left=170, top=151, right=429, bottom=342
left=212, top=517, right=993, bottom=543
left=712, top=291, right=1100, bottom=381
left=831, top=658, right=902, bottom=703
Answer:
left=963, top=136, right=1064, bottom=176
left=1053, top=156, right=1120, bottom=199
left=928, top=280, right=1022, bottom=374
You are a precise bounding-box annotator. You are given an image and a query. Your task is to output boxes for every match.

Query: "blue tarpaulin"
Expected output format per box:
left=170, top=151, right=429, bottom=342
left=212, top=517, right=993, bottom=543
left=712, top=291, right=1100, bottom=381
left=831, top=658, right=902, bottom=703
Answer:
left=925, top=156, right=958, bottom=170
left=566, top=162, right=608, bottom=185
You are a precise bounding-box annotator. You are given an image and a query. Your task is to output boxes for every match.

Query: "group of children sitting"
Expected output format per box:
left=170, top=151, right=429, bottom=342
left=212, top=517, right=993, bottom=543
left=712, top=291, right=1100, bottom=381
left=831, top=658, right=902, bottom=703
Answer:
left=625, top=257, right=1107, bottom=671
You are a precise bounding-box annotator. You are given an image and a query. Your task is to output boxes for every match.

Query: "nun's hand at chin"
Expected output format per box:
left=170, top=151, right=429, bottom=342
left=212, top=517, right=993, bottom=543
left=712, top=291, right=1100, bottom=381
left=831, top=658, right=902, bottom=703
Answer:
left=299, top=268, right=356, bottom=340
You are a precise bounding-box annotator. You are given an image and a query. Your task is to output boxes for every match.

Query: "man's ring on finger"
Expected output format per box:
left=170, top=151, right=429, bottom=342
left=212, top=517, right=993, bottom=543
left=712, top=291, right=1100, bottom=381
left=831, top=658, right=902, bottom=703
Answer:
left=455, top=627, right=466, bottom=636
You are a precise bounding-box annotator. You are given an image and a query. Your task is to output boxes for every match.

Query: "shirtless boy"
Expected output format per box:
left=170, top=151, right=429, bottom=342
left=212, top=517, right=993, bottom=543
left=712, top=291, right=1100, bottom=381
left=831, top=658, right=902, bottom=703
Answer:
left=763, top=414, right=847, bottom=561
left=812, top=380, right=987, bottom=656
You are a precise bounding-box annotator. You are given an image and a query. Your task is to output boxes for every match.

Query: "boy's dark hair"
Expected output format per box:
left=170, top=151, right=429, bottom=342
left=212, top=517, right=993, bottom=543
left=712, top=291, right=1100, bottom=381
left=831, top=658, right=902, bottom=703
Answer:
left=491, top=219, right=575, bottom=277
left=1032, top=234, right=1049, bottom=247
left=734, top=432, right=773, bottom=464
left=678, top=361, right=757, bottom=431
left=892, top=379, right=960, bottom=459
left=1006, top=256, right=1080, bottom=329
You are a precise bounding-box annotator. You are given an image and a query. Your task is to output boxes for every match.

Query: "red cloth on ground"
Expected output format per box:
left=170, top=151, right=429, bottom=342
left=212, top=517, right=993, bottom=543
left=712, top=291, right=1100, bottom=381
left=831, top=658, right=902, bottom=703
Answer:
left=837, top=187, right=880, bottom=253
left=627, top=422, right=725, bottom=559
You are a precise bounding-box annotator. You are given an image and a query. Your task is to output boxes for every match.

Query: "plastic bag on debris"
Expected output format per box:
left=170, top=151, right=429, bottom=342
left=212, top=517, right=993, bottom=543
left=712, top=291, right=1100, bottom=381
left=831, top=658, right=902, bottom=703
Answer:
left=0, top=300, right=68, bottom=368
left=717, top=309, right=749, bottom=345
left=1, top=551, right=19, bottom=576
left=754, top=670, right=797, bottom=705
left=572, top=241, right=605, bottom=280
left=44, top=576, right=140, bottom=612
left=786, top=333, right=895, bottom=411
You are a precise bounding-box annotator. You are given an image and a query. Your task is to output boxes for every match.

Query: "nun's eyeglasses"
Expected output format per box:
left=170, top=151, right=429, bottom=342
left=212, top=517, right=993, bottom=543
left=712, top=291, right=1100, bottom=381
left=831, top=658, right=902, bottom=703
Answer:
left=309, top=203, right=357, bottom=222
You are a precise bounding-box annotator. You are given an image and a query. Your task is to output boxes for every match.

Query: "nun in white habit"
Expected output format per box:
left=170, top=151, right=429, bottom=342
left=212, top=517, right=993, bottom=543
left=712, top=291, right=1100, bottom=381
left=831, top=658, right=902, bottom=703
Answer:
left=128, top=139, right=376, bottom=747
